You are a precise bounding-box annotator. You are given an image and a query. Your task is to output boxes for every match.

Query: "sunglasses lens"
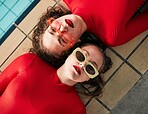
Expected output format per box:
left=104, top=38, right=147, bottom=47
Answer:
left=76, top=51, right=85, bottom=62
left=86, top=65, right=95, bottom=75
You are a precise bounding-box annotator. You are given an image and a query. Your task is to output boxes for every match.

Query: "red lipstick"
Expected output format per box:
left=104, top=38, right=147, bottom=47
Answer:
left=65, top=19, right=74, bottom=28
left=73, top=65, right=81, bottom=75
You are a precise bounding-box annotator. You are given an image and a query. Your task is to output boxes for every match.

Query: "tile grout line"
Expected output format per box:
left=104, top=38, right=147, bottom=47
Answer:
left=104, top=48, right=143, bottom=84
left=84, top=97, right=93, bottom=107
left=0, top=1, right=58, bottom=67
left=0, top=23, right=36, bottom=68
left=106, top=34, right=148, bottom=80
left=104, top=34, right=147, bottom=98
left=105, top=61, right=125, bottom=84
left=1, top=0, right=19, bottom=18
left=17, top=1, right=58, bottom=41
left=95, top=97, right=111, bottom=111
left=126, top=34, right=147, bottom=61
left=0, top=0, right=40, bottom=45
left=108, top=33, right=147, bottom=83
left=106, top=47, right=142, bottom=83
left=13, top=23, right=32, bottom=39
left=0, top=1, right=57, bottom=69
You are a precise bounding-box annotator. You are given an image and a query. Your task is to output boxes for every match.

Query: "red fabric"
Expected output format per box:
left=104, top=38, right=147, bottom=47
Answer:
left=64, top=0, right=148, bottom=46
left=0, top=53, right=86, bottom=114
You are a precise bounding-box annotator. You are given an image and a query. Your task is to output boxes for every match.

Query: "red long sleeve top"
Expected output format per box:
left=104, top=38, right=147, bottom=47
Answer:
left=0, top=53, right=86, bottom=114
left=64, top=0, right=148, bottom=46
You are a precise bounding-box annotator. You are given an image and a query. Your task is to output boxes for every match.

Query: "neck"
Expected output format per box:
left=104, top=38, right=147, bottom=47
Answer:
left=57, top=66, right=76, bottom=86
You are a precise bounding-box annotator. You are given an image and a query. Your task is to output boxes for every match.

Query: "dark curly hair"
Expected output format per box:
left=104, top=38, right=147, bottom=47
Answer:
left=30, top=6, right=72, bottom=68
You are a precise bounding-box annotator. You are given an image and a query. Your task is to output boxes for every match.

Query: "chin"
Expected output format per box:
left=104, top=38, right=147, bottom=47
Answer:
left=69, top=75, right=79, bottom=81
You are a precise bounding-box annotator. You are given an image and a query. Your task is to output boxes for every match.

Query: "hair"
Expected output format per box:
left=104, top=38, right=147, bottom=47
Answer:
left=75, top=31, right=113, bottom=98
left=30, top=6, right=71, bottom=68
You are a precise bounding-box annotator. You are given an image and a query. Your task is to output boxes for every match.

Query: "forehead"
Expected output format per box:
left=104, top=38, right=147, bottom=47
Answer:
left=81, top=45, right=103, bottom=68
left=81, top=45, right=100, bottom=54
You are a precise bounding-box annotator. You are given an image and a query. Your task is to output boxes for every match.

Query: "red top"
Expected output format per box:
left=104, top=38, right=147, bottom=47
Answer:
left=0, top=53, right=86, bottom=114
left=64, top=0, right=148, bottom=46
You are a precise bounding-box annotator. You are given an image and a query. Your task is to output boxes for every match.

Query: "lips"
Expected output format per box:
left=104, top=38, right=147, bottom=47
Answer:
left=65, top=19, right=74, bottom=28
left=73, top=65, right=81, bottom=75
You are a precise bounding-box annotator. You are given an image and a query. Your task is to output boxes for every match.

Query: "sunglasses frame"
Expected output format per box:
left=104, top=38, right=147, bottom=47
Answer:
left=73, top=47, right=99, bottom=78
left=48, top=17, right=75, bottom=47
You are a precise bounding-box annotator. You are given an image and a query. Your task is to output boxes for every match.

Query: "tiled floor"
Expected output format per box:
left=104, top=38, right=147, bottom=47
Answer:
left=0, top=0, right=148, bottom=114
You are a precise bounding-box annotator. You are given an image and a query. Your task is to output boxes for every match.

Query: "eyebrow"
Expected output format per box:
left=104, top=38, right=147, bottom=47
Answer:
left=83, top=49, right=98, bottom=68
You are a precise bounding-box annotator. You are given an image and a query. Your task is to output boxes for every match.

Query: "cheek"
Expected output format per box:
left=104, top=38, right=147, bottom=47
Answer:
left=71, top=29, right=80, bottom=38
left=82, top=75, right=90, bottom=81
left=66, top=59, right=76, bottom=68
left=66, top=54, right=76, bottom=63
left=42, top=32, right=52, bottom=48
left=68, top=28, right=81, bottom=42
left=78, top=73, right=90, bottom=82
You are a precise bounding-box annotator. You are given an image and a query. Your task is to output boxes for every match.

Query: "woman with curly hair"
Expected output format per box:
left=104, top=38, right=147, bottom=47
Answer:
left=31, top=0, right=148, bottom=68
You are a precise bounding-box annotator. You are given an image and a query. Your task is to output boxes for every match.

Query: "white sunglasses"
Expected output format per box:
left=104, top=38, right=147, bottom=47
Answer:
left=72, top=47, right=99, bottom=78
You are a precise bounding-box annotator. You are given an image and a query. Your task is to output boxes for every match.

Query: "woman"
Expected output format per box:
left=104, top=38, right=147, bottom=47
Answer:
left=0, top=43, right=112, bottom=114
left=32, top=0, right=148, bottom=63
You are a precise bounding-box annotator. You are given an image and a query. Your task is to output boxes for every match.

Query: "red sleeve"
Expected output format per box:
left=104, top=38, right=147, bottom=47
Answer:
left=0, top=53, right=36, bottom=95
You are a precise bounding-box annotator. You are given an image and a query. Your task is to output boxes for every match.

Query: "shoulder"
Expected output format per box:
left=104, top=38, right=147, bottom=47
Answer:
left=14, top=53, right=38, bottom=63
left=10, top=53, right=38, bottom=69
left=0, top=53, right=39, bottom=77
left=17, top=52, right=37, bottom=59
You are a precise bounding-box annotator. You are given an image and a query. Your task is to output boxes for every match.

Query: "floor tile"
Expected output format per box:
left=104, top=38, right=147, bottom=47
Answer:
left=1, top=38, right=32, bottom=71
left=128, top=37, right=148, bottom=74
left=0, top=27, right=25, bottom=66
left=17, top=0, right=56, bottom=35
left=99, top=64, right=141, bottom=109
left=112, top=30, right=148, bottom=58
left=86, top=98, right=109, bottom=114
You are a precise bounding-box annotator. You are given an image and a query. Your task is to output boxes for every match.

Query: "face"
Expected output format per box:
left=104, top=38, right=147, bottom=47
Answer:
left=63, top=45, right=104, bottom=83
left=41, top=14, right=86, bottom=56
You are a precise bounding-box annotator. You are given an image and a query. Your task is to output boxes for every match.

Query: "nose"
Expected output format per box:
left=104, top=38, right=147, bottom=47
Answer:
left=60, top=25, right=68, bottom=32
left=79, top=62, right=86, bottom=68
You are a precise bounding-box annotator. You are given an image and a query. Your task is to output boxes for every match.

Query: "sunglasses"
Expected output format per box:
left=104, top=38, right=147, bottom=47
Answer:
left=72, top=47, right=99, bottom=78
left=48, top=17, right=75, bottom=47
